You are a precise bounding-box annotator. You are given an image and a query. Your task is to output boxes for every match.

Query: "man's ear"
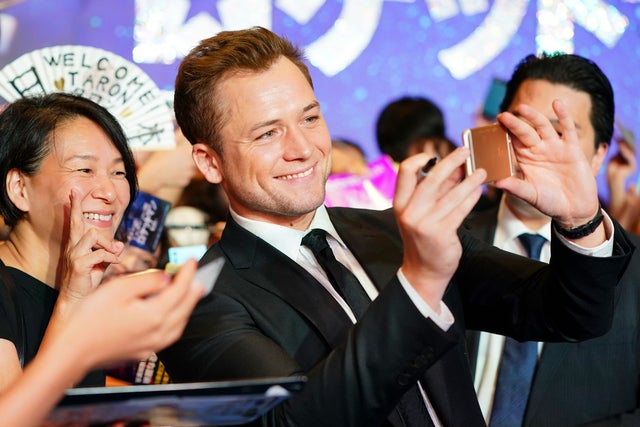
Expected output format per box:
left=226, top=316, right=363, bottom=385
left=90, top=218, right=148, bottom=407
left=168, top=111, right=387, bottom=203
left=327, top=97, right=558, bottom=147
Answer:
left=592, top=142, right=609, bottom=176
left=6, top=169, right=29, bottom=212
left=192, top=143, right=223, bottom=184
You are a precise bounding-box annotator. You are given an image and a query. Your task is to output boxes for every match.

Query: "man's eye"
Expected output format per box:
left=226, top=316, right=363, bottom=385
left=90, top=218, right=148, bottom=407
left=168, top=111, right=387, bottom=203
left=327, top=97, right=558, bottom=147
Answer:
left=258, top=130, right=276, bottom=140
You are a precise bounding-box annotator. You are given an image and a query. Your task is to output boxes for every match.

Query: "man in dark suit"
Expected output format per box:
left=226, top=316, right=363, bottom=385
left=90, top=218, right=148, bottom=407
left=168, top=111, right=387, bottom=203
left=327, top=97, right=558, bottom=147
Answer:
left=159, top=28, right=633, bottom=426
left=464, top=53, right=640, bottom=427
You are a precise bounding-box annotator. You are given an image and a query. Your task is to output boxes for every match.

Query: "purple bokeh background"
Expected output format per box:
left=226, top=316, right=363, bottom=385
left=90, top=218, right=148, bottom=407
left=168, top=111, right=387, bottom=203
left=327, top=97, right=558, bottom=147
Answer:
left=1, top=0, right=638, bottom=202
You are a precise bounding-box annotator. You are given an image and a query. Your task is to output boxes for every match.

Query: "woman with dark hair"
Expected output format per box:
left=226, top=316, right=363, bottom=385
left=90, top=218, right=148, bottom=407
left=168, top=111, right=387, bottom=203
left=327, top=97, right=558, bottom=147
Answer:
left=0, top=92, right=194, bottom=391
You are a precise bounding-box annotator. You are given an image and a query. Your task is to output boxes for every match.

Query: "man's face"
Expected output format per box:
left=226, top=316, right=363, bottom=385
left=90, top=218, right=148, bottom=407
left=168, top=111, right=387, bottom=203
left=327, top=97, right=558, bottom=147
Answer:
left=207, top=56, right=332, bottom=229
left=508, top=79, right=606, bottom=173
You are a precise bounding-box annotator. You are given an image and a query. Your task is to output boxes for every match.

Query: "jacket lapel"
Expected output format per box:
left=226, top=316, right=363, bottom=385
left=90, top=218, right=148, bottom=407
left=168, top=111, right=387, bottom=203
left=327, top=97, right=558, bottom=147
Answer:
left=329, top=208, right=404, bottom=292
left=461, top=206, right=500, bottom=378
left=524, top=344, right=569, bottom=425
left=217, top=209, right=405, bottom=347
left=219, top=217, right=353, bottom=348
left=461, top=206, right=499, bottom=243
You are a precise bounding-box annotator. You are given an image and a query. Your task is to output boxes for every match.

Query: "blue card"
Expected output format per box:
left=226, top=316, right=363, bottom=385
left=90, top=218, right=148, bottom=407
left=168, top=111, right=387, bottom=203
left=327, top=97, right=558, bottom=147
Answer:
left=116, top=191, right=171, bottom=253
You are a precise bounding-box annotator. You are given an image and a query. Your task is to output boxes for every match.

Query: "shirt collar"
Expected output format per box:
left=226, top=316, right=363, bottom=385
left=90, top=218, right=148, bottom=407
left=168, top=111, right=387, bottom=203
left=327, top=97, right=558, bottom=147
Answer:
left=494, top=197, right=552, bottom=247
left=229, top=205, right=343, bottom=261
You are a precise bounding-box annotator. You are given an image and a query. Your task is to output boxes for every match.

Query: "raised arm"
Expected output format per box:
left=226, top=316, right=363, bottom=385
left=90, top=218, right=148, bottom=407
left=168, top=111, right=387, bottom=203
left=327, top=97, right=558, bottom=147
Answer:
left=0, top=261, right=202, bottom=427
left=393, top=147, right=486, bottom=311
left=495, top=100, right=606, bottom=247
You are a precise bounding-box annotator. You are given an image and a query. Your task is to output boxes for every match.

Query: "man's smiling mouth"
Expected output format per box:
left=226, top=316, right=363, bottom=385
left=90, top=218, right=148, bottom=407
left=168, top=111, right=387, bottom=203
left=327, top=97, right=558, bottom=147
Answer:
left=277, top=167, right=313, bottom=180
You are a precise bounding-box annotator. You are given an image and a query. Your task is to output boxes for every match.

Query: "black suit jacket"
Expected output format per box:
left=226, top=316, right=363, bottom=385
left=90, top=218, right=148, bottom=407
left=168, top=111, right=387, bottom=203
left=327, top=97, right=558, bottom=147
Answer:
left=464, top=206, right=640, bottom=427
left=160, top=207, right=633, bottom=427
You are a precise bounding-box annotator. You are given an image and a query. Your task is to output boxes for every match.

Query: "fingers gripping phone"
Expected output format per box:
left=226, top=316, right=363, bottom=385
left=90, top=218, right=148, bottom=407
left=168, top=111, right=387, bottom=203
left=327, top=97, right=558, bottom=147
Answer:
left=462, top=123, right=516, bottom=184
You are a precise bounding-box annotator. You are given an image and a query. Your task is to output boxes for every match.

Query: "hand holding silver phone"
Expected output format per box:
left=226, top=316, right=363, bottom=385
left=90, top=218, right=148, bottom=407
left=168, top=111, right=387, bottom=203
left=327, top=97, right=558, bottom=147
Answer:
left=462, top=123, right=516, bottom=184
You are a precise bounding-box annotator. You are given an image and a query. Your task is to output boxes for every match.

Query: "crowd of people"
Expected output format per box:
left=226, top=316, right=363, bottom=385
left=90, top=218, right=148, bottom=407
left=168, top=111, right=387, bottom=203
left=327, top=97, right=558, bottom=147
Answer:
left=0, top=25, right=637, bottom=427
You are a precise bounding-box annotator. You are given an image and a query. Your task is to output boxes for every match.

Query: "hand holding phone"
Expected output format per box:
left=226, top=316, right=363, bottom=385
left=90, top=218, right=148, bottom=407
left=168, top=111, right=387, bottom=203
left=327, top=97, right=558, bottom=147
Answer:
left=462, top=123, right=516, bottom=184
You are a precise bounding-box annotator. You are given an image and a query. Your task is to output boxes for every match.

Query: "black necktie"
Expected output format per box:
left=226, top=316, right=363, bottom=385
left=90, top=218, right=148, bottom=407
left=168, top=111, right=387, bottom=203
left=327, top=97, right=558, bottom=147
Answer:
left=302, top=228, right=433, bottom=426
left=301, top=229, right=370, bottom=319
left=490, top=233, right=547, bottom=427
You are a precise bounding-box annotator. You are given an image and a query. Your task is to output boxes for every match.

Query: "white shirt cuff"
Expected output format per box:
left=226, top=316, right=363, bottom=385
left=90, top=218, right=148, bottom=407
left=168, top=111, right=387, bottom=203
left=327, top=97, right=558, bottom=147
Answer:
left=397, top=269, right=454, bottom=331
left=554, top=210, right=614, bottom=257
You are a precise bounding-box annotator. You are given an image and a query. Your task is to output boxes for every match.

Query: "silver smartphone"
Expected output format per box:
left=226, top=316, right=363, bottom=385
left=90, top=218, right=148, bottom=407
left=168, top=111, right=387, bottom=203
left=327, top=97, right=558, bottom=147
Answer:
left=462, top=123, right=516, bottom=184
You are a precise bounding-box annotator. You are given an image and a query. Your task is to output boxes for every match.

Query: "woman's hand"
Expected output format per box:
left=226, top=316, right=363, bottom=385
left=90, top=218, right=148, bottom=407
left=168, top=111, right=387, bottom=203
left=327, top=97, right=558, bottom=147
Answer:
left=65, top=259, right=203, bottom=366
left=58, top=189, right=125, bottom=304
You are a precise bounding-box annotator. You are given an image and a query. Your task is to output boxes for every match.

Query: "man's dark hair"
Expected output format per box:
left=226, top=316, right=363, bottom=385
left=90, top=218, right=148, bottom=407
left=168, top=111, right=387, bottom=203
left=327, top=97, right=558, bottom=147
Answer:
left=375, top=96, right=445, bottom=162
left=501, top=52, right=614, bottom=148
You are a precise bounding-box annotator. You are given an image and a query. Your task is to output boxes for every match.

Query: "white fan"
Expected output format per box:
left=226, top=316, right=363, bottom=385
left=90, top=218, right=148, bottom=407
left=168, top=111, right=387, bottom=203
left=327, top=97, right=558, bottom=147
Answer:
left=0, top=45, right=175, bottom=151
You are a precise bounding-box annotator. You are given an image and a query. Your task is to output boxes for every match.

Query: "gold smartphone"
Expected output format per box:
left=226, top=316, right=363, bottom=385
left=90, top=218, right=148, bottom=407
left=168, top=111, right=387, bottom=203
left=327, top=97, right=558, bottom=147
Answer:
left=462, top=123, right=516, bottom=184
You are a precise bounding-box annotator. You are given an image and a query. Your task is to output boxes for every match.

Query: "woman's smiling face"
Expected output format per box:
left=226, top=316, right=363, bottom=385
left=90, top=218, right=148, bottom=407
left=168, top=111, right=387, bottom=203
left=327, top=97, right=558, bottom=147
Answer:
left=22, top=116, right=131, bottom=245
